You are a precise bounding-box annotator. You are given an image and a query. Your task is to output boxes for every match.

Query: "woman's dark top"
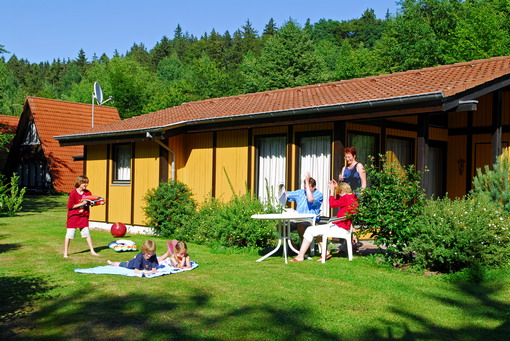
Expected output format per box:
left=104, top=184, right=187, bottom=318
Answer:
left=343, top=163, right=361, bottom=192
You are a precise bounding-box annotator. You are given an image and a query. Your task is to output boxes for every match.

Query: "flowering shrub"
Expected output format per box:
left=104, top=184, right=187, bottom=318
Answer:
left=409, top=195, right=510, bottom=272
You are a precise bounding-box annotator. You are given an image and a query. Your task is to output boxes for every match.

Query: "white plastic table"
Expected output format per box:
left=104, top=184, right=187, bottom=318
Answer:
left=251, top=211, right=317, bottom=264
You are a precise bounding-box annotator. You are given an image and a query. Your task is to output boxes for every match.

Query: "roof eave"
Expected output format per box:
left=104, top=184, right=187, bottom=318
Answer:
left=55, top=92, right=445, bottom=146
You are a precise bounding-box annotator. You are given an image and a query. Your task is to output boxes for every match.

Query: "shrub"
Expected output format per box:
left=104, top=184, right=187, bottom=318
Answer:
left=143, top=180, right=196, bottom=237
left=185, top=192, right=278, bottom=249
left=0, top=173, right=26, bottom=216
left=471, top=153, right=510, bottom=215
left=409, top=196, right=510, bottom=272
left=354, top=156, right=425, bottom=265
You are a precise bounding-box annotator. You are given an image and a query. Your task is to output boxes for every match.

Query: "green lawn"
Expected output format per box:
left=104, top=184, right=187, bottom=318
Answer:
left=1, top=195, right=509, bottom=340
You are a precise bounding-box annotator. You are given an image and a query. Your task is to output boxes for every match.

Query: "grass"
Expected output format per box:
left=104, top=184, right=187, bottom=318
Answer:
left=1, top=195, right=509, bottom=340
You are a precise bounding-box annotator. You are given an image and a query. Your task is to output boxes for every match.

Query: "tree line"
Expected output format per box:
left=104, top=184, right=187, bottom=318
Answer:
left=1, top=0, right=509, bottom=119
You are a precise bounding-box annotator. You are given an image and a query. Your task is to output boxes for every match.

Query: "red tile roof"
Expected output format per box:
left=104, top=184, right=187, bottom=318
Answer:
left=59, top=55, right=510, bottom=139
left=0, top=115, right=19, bottom=134
left=27, top=97, right=120, bottom=192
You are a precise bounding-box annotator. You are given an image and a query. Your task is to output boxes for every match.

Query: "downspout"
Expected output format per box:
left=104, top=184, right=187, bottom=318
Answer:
left=154, top=139, right=175, bottom=180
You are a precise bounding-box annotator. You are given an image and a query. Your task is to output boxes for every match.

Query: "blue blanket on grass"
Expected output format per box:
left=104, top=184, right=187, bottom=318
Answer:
left=74, top=261, right=198, bottom=278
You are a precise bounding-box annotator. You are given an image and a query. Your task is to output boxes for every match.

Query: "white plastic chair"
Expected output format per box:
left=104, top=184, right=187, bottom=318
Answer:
left=320, top=217, right=353, bottom=263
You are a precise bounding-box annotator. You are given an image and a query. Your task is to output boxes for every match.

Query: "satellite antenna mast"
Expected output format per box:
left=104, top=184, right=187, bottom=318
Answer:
left=91, top=82, right=113, bottom=127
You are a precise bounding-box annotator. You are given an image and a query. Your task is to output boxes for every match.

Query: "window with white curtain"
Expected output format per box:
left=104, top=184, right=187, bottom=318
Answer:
left=256, top=136, right=286, bottom=205
left=386, top=137, right=413, bottom=168
left=113, top=144, right=131, bottom=182
left=299, top=135, right=331, bottom=214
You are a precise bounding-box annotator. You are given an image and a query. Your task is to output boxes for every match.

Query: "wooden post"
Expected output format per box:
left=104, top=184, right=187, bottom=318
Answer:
left=417, top=114, right=429, bottom=191
left=492, top=89, right=503, bottom=165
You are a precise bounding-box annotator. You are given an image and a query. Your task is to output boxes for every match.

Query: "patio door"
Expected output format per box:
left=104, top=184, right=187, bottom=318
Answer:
left=298, top=135, right=331, bottom=214
left=256, top=136, right=286, bottom=205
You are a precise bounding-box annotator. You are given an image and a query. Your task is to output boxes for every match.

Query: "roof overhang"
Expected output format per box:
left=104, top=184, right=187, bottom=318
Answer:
left=55, top=92, right=447, bottom=146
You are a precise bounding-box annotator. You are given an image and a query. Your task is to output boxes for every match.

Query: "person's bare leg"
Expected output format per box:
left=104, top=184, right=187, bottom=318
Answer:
left=293, top=239, right=311, bottom=261
left=107, top=260, right=120, bottom=266
left=63, top=238, right=71, bottom=258
left=86, top=237, right=99, bottom=256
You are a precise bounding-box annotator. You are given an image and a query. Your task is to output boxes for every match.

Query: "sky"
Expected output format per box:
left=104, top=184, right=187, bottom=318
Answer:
left=0, top=0, right=399, bottom=64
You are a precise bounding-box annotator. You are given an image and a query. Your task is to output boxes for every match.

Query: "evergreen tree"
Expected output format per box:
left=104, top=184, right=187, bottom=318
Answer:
left=262, top=18, right=278, bottom=38
left=241, top=20, right=327, bottom=92
left=241, top=20, right=261, bottom=55
left=150, top=36, right=173, bottom=68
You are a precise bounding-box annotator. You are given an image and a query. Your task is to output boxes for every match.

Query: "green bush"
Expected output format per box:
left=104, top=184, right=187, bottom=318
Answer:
left=409, top=196, right=510, bottom=273
left=471, top=153, right=510, bottom=215
left=143, top=180, right=196, bottom=237
left=184, top=193, right=278, bottom=249
left=354, top=156, right=425, bottom=265
left=0, top=173, right=26, bottom=216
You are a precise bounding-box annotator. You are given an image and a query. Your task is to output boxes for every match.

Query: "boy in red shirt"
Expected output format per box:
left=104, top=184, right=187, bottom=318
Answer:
left=64, top=176, right=99, bottom=258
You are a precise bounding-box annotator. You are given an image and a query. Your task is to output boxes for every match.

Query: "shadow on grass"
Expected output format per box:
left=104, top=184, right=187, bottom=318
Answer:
left=360, top=266, right=510, bottom=340
left=0, top=275, right=56, bottom=338
left=21, top=194, right=66, bottom=213
left=0, top=243, right=21, bottom=253
left=10, top=287, right=344, bottom=340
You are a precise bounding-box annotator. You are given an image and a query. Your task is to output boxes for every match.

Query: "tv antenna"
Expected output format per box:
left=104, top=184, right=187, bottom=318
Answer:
left=91, top=82, right=113, bottom=127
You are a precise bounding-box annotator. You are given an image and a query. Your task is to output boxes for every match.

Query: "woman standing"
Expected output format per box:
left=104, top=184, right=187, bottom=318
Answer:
left=339, top=147, right=366, bottom=195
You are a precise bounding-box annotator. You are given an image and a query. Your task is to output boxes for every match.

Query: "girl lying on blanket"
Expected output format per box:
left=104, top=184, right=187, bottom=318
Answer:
left=107, top=240, right=158, bottom=275
left=158, top=241, right=191, bottom=269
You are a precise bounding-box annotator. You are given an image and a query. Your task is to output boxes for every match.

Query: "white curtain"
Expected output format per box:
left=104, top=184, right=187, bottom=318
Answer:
left=300, top=136, right=331, bottom=215
left=257, top=136, right=286, bottom=206
left=387, top=137, right=412, bottom=167
left=115, top=144, right=131, bottom=181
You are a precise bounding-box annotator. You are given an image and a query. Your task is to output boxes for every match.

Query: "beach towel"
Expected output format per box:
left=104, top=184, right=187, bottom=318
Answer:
left=74, top=261, right=198, bottom=278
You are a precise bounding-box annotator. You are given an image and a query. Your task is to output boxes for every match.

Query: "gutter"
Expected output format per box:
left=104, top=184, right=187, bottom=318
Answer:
left=55, top=92, right=445, bottom=143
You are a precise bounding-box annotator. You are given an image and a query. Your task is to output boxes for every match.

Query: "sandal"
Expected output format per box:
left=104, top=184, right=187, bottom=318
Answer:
left=291, top=257, right=304, bottom=262
left=317, top=253, right=332, bottom=261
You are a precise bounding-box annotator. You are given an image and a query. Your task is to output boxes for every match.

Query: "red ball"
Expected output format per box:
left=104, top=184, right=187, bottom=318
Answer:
left=111, top=222, right=127, bottom=238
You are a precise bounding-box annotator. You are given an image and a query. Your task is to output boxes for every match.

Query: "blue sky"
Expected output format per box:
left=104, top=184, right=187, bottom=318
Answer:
left=1, top=0, right=398, bottom=63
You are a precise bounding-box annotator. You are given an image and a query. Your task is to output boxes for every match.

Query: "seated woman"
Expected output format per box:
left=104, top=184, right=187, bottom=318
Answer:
left=291, top=181, right=358, bottom=262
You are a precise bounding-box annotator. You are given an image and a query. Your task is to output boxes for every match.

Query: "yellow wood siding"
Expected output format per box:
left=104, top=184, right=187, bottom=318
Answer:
left=448, top=111, right=467, bottom=128
left=386, top=116, right=418, bottom=124
left=386, top=128, right=416, bottom=139
left=86, top=145, right=107, bottom=222
left=215, top=130, right=249, bottom=200
left=108, top=184, right=132, bottom=223
left=447, top=135, right=467, bottom=198
left=133, top=141, right=160, bottom=225
left=503, top=90, right=510, bottom=125
left=347, top=123, right=381, bottom=134
left=294, top=122, right=332, bottom=132
left=252, top=126, right=288, bottom=135
left=174, top=133, right=214, bottom=203
left=429, top=127, right=448, bottom=141
left=473, top=94, right=492, bottom=127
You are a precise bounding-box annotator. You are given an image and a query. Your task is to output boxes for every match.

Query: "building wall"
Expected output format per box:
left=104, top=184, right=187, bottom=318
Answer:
left=84, top=88, right=510, bottom=225
left=86, top=144, right=108, bottom=222
left=172, top=132, right=214, bottom=203
left=215, top=130, right=249, bottom=200
left=132, top=141, right=160, bottom=225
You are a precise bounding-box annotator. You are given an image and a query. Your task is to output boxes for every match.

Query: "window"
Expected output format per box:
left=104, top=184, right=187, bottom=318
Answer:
left=113, top=144, right=131, bottom=183
left=298, top=135, right=331, bottom=213
left=348, top=132, right=378, bottom=165
left=386, top=137, right=413, bottom=168
left=256, top=136, right=286, bottom=205
left=21, top=120, right=40, bottom=146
